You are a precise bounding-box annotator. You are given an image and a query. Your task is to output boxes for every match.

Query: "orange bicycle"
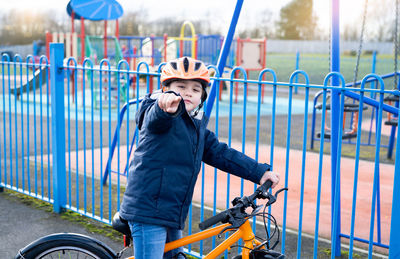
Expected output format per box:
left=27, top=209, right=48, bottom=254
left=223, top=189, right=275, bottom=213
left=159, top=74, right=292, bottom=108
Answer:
left=16, top=180, right=287, bottom=259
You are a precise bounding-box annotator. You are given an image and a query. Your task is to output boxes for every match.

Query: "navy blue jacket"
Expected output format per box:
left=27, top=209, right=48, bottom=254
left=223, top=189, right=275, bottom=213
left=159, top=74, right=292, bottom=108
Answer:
left=120, top=91, right=271, bottom=229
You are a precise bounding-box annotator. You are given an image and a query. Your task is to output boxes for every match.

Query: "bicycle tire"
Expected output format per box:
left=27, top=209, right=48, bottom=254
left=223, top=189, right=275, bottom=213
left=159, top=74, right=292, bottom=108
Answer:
left=231, top=250, right=285, bottom=259
left=15, top=233, right=117, bottom=259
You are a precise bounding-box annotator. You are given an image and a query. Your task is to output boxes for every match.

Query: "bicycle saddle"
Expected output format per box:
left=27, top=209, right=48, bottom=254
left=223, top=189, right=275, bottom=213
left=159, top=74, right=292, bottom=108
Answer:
left=111, top=212, right=132, bottom=237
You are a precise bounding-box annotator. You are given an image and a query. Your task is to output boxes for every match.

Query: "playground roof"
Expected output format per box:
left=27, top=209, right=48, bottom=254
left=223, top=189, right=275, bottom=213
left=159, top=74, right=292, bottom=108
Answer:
left=68, top=0, right=123, bottom=21
left=66, top=1, right=82, bottom=20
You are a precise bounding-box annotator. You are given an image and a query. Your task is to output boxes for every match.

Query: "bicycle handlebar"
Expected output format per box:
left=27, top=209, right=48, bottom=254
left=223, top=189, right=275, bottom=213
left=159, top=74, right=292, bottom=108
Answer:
left=199, top=180, right=274, bottom=231
left=199, top=211, right=229, bottom=230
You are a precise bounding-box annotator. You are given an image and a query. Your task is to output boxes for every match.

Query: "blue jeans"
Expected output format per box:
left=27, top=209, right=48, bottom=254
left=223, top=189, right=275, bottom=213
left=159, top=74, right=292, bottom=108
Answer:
left=128, top=221, right=184, bottom=259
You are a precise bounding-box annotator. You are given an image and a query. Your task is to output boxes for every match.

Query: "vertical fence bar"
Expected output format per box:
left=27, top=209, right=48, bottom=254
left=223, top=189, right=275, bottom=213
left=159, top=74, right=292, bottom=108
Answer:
left=368, top=79, right=385, bottom=258
left=83, top=64, right=87, bottom=213
left=240, top=70, right=247, bottom=197
left=348, top=77, right=367, bottom=258
left=367, top=52, right=377, bottom=145
left=25, top=60, right=31, bottom=192
left=211, top=73, right=220, bottom=250
left=32, top=59, right=38, bottom=195
left=50, top=43, right=66, bottom=213
left=99, top=65, right=104, bottom=219
left=13, top=58, right=19, bottom=190
left=1, top=57, right=7, bottom=187
left=281, top=78, right=293, bottom=254
left=39, top=64, right=44, bottom=198
left=253, top=75, right=262, bottom=234
left=108, top=63, right=112, bottom=221
left=331, top=0, right=342, bottom=256
left=292, top=71, right=309, bottom=258
left=18, top=57, right=25, bottom=191
left=389, top=96, right=400, bottom=258
left=313, top=83, right=328, bottom=258
left=46, top=60, right=51, bottom=199
left=90, top=63, right=95, bottom=216
left=7, top=58, right=12, bottom=188
left=268, top=70, right=277, bottom=239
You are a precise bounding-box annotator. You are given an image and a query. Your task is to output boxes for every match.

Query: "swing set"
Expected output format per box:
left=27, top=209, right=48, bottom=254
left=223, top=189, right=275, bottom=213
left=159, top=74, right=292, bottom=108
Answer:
left=311, top=0, right=399, bottom=157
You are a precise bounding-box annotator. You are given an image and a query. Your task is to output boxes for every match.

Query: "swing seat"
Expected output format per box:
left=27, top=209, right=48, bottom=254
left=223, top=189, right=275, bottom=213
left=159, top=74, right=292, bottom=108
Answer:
left=384, top=118, right=398, bottom=126
left=315, top=103, right=368, bottom=112
left=317, top=131, right=358, bottom=140
left=384, top=94, right=399, bottom=102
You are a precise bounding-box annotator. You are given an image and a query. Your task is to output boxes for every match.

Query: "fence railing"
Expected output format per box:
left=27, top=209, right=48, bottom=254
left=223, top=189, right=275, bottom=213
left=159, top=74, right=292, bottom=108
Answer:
left=1, top=43, right=399, bottom=258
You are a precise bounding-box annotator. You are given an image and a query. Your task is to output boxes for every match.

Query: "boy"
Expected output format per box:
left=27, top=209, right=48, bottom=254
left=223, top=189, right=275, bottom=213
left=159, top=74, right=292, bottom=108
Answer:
left=120, top=57, right=280, bottom=259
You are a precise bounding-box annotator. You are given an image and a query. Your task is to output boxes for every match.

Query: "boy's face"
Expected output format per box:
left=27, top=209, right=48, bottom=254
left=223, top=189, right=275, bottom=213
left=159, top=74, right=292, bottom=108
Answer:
left=167, top=80, right=203, bottom=112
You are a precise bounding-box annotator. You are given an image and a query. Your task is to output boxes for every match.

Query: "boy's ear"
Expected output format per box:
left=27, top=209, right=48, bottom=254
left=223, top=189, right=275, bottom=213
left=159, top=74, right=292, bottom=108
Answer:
left=162, top=86, right=168, bottom=92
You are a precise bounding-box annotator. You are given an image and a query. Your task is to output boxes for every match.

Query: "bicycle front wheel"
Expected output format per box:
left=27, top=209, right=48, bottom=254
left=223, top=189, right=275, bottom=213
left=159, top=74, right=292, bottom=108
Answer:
left=16, top=233, right=117, bottom=259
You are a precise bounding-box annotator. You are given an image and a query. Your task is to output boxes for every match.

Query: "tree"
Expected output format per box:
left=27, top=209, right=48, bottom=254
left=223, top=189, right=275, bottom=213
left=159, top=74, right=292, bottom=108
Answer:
left=0, top=9, right=67, bottom=45
left=276, top=0, right=318, bottom=40
left=367, top=0, right=396, bottom=42
left=238, top=9, right=275, bottom=39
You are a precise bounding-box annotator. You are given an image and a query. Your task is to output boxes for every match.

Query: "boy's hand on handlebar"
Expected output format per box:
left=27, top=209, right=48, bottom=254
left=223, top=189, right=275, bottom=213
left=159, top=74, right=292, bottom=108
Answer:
left=158, top=92, right=182, bottom=114
left=260, top=171, right=280, bottom=189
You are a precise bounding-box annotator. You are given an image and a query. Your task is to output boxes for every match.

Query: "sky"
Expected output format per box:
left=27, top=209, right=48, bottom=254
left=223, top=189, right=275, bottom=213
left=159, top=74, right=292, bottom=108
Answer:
left=1, top=0, right=367, bottom=33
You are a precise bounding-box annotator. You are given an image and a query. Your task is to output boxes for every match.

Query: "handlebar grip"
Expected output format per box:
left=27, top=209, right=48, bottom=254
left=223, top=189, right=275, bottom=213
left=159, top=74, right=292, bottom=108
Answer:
left=199, top=211, right=228, bottom=230
left=259, top=179, right=273, bottom=192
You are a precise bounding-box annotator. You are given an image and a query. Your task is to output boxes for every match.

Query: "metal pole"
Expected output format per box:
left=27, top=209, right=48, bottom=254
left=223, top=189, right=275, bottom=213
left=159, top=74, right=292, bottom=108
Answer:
left=50, top=43, right=66, bottom=213
left=389, top=106, right=400, bottom=258
left=205, top=0, right=244, bottom=117
left=294, top=51, right=300, bottom=94
left=330, top=0, right=342, bottom=257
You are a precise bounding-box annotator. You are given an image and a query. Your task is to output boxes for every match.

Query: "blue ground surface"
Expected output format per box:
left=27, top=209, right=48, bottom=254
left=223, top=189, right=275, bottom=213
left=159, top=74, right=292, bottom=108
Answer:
left=0, top=92, right=314, bottom=121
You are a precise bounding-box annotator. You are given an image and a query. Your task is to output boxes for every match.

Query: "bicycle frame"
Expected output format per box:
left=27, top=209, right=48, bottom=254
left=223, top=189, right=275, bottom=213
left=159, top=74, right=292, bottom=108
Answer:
left=125, top=220, right=262, bottom=259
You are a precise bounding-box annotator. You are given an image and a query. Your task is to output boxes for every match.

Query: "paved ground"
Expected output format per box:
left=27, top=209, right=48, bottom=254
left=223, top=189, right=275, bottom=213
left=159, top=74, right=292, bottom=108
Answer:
left=0, top=188, right=133, bottom=258
left=0, top=87, right=394, bottom=258
left=0, top=186, right=387, bottom=259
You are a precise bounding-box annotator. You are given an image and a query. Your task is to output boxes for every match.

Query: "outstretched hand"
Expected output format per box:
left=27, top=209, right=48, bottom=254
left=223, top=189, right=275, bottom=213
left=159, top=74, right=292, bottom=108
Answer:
left=260, top=170, right=280, bottom=189
left=158, top=92, right=182, bottom=114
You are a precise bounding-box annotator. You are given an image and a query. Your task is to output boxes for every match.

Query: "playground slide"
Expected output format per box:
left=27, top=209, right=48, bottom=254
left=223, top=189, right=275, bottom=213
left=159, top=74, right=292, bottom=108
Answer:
left=11, top=68, right=47, bottom=97
left=85, top=35, right=124, bottom=65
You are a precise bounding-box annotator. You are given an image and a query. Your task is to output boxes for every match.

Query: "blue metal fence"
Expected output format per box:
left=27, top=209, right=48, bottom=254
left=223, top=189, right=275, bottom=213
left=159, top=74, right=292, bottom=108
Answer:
left=1, top=44, right=399, bottom=258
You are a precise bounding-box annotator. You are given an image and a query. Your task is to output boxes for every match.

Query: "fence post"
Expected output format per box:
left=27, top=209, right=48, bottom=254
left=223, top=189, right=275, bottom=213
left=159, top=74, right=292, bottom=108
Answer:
left=330, top=0, right=342, bottom=256
left=389, top=115, right=400, bottom=258
left=50, top=43, right=66, bottom=213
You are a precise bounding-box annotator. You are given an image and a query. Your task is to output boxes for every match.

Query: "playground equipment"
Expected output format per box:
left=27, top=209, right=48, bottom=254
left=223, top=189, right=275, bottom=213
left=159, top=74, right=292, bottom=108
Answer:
left=311, top=1, right=398, bottom=159
left=232, top=37, right=267, bottom=103
left=47, top=15, right=268, bottom=104
left=313, top=0, right=369, bottom=142
left=119, top=21, right=226, bottom=68
left=45, top=0, right=127, bottom=108
left=311, top=0, right=400, bottom=256
left=66, top=0, right=123, bottom=64
left=11, top=66, right=47, bottom=98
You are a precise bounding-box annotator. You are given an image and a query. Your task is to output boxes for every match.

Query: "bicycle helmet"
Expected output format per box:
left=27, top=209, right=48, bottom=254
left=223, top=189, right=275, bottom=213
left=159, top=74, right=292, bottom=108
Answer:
left=161, top=57, right=210, bottom=88
left=161, top=57, right=210, bottom=109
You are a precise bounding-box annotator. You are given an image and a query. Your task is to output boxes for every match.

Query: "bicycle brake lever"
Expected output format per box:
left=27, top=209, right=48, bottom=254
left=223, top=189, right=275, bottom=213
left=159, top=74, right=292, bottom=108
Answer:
left=217, top=225, right=238, bottom=238
left=266, top=188, right=288, bottom=206
left=274, top=188, right=288, bottom=198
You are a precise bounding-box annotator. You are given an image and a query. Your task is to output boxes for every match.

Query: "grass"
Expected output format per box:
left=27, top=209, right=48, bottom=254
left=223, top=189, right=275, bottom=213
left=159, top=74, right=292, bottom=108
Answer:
left=322, top=248, right=363, bottom=259
left=247, top=53, right=397, bottom=87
